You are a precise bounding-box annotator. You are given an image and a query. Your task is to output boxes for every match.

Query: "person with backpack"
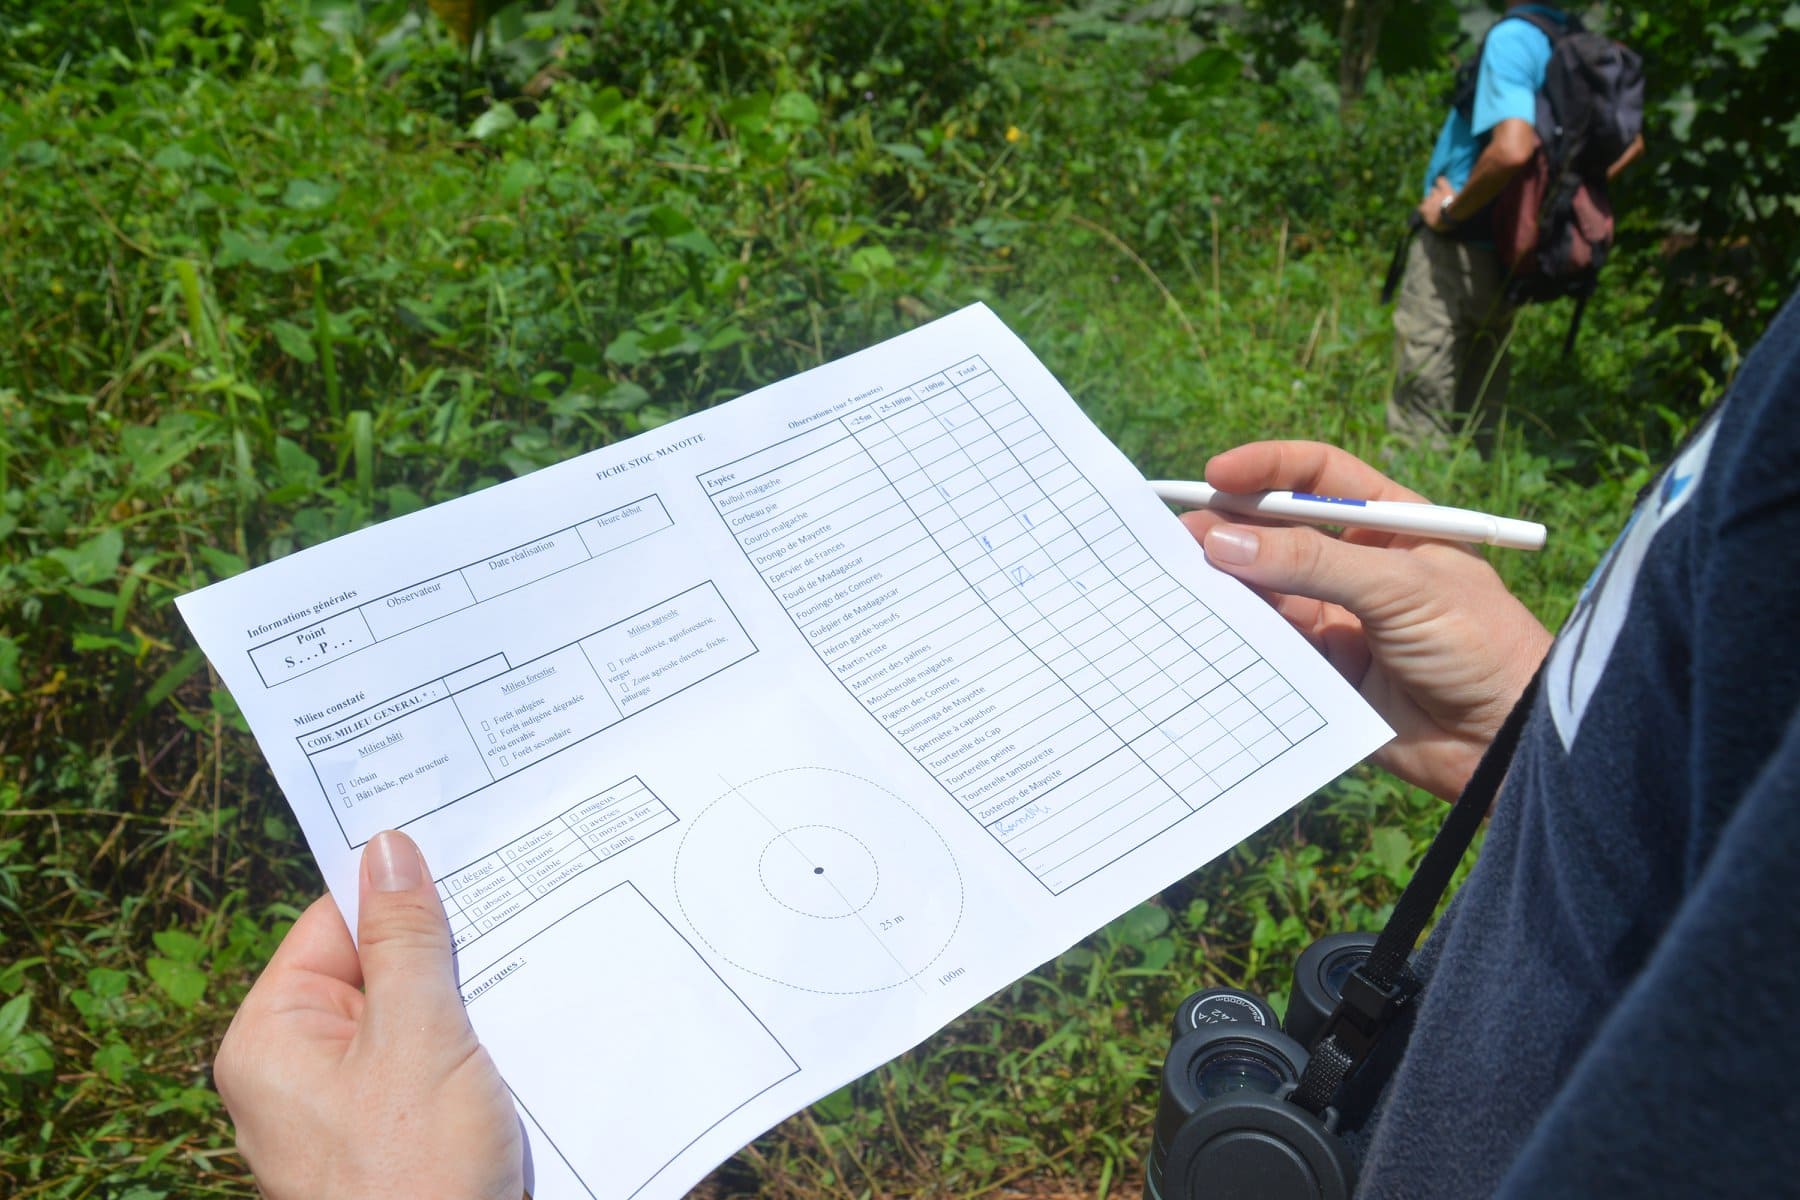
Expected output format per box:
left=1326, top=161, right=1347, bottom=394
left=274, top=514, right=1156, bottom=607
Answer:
left=1387, top=2, right=1644, bottom=448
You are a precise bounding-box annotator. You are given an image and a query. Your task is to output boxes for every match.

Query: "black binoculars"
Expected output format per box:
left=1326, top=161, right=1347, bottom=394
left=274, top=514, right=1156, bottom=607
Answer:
left=1146, top=932, right=1408, bottom=1200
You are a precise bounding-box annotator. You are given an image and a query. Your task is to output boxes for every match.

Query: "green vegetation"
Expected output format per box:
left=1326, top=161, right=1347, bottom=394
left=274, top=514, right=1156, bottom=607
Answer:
left=1, top=2, right=1792, bottom=1196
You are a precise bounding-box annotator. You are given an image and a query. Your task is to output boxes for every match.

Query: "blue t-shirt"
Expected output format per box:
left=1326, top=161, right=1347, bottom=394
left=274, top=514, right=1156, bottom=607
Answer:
left=1421, top=6, right=1564, bottom=196
left=1351, top=291, right=1800, bottom=1195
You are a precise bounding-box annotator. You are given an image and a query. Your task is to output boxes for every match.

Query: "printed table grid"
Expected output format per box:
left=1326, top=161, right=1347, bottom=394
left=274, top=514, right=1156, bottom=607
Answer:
left=703, top=357, right=1326, bottom=893
left=298, top=581, right=754, bottom=849
left=436, top=776, right=678, bottom=953
left=246, top=496, right=673, bottom=689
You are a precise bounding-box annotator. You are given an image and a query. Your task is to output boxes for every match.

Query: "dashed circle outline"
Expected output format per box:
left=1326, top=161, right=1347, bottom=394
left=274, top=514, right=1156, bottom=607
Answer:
left=755, top=824, right=879, bottom=919
left=672, top=766, right=966, bottom=995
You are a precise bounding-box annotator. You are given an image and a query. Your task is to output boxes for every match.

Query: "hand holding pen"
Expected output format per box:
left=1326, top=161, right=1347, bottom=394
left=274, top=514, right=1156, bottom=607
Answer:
left=1167, top=441, right=1553, bottom=802
left=1150, top=481, right=1546, bottom=550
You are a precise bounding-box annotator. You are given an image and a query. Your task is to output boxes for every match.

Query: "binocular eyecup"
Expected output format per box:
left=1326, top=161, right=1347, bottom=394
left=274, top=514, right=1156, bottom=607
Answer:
left=1146, top=932, right=1399, bottom=1200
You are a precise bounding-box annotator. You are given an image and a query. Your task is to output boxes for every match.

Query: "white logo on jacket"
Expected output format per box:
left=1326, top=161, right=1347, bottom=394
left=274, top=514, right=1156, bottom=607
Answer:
left=1545, top=416, right=1721, bottom=749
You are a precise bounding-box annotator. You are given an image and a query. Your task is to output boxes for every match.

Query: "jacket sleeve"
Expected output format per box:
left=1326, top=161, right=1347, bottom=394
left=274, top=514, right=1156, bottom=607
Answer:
left=1491, top=700, right=1800, bottom=1196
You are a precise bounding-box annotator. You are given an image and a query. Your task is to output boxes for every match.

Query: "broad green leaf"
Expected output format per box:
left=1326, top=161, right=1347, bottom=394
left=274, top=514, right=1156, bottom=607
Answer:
left=772, top=91, right=821, bottom=127
left=146, top=957, right=207, bottom=1009
left=1169, top=47, right=1239, bottom=94
left=217, top=229, right=293, bottom=272
left=881, top=141, right=927, bottom=165
left=87, top=967, right=131, bottom=999
left=564, top=111, right=603, bottom=143
left=93, top=1041, right=138, bottom=1082
left=0, top=993, right=29, bottom=1042
left=65, top=586, right=119, bottom=608
left=597, top=381, right=650, bottom=411
left=604, top=330, right=646, bottom=366
left=48, top=528, right=123, bottom=584
left=588, top=87, right=627, bottom=130
left=285, top=232, right=336, bottom=264
left=71, top=631, right=133, bottom=655
left=120, top=419, right=206, bottom=492
left=813, top=1083, right=855, bottom=1121
left=722, top=94, right=773, bottom=130
left=152, top=929, right=205, bottom=963
left=150, top=144, right=195, bottom=172
left=850, top=245, right=897, bottom=273
left=1109, top=901, right=1170, bottom=948
left=645, top=205, right=697, bottom=237
left=664, top=229, right=720, bottom=257
left=111, top=1184, right=165, bottom=1200
left=498, top=159, right=541, bottom=204
left=0, top=635, right=22, bottom=693
left=638, top=324, right=691, bottom=354
left=196, top=545, right=247, bottom=580
left=1140, top=936, right=1177, bottom=972
left=0, top=959, right=42, bottom=993
left=273, top=436, right=322, bottom=485
left=1370, top=826, right=1413, bottom=880
left=281, top=178, right=339, bottom=212
left=0, top=1030, right=52, bottom=1077
left=469, top=103, right=519, bottom=142
left=1709, top=19, right=1777, bottom=67
left=703, top=324, right=749, bottom=352
left=271, top=319, right=316, bottom=363
left=12, top=139, right=57, bottom=167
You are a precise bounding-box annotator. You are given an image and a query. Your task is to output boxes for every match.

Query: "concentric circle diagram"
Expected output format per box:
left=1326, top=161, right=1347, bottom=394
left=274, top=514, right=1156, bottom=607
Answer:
left=673, top=767, right=964, bottom=994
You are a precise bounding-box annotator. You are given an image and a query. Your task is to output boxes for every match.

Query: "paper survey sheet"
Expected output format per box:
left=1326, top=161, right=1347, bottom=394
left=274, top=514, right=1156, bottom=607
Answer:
left=178, top=303, right=1390, bottom=1199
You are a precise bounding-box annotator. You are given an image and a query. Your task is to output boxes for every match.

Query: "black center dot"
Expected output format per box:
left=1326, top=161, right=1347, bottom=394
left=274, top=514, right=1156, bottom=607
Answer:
left=813, top=867, right=825, bottom=874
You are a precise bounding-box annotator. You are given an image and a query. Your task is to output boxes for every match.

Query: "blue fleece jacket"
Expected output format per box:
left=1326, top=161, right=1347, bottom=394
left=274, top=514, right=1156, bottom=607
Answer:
left=1353, top=292, right=1800, bottom=1197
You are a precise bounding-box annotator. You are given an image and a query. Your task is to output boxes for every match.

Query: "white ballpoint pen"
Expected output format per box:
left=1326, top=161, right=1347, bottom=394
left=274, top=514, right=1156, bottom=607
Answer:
left=1148, top=480, right=1547, bottom=551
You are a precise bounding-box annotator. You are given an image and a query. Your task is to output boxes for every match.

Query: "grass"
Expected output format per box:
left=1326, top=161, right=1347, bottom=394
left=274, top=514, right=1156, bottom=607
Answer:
left=0, top=4, right=1725, bottom=1197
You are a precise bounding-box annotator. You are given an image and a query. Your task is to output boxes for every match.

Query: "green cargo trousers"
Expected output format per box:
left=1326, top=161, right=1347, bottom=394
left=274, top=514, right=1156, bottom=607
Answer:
left=1387, top=228, right=1516, bottom=448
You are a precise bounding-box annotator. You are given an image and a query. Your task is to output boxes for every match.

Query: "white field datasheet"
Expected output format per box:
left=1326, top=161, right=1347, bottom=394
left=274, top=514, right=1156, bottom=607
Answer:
left=177, top=303, right=1391, bottom=1200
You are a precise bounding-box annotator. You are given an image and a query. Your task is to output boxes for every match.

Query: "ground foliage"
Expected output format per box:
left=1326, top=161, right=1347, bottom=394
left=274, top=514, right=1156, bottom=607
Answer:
left=0, top=1, right=1790, bottom=1196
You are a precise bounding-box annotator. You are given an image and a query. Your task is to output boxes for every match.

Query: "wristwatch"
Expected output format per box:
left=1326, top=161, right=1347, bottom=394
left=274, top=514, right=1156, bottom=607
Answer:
left=1439, top=194, right=1460, bottom=227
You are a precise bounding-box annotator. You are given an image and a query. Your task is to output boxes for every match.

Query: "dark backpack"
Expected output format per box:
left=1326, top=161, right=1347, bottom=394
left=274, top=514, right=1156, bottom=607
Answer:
left=1386, top=10, right=1646, bottom=352
left=1487, top=13, right=1643, bottom=304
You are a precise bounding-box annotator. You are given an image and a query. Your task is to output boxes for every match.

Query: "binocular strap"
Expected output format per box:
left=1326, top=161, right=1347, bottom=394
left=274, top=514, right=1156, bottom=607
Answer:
left=1290, top=667, right=1545, bottom=1116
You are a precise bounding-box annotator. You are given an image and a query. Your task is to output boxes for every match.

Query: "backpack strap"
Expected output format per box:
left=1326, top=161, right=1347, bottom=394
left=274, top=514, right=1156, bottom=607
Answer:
left=1508, top=8, right=1583, bottom=45
left=1451, top=9, right=1578, bottom=118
